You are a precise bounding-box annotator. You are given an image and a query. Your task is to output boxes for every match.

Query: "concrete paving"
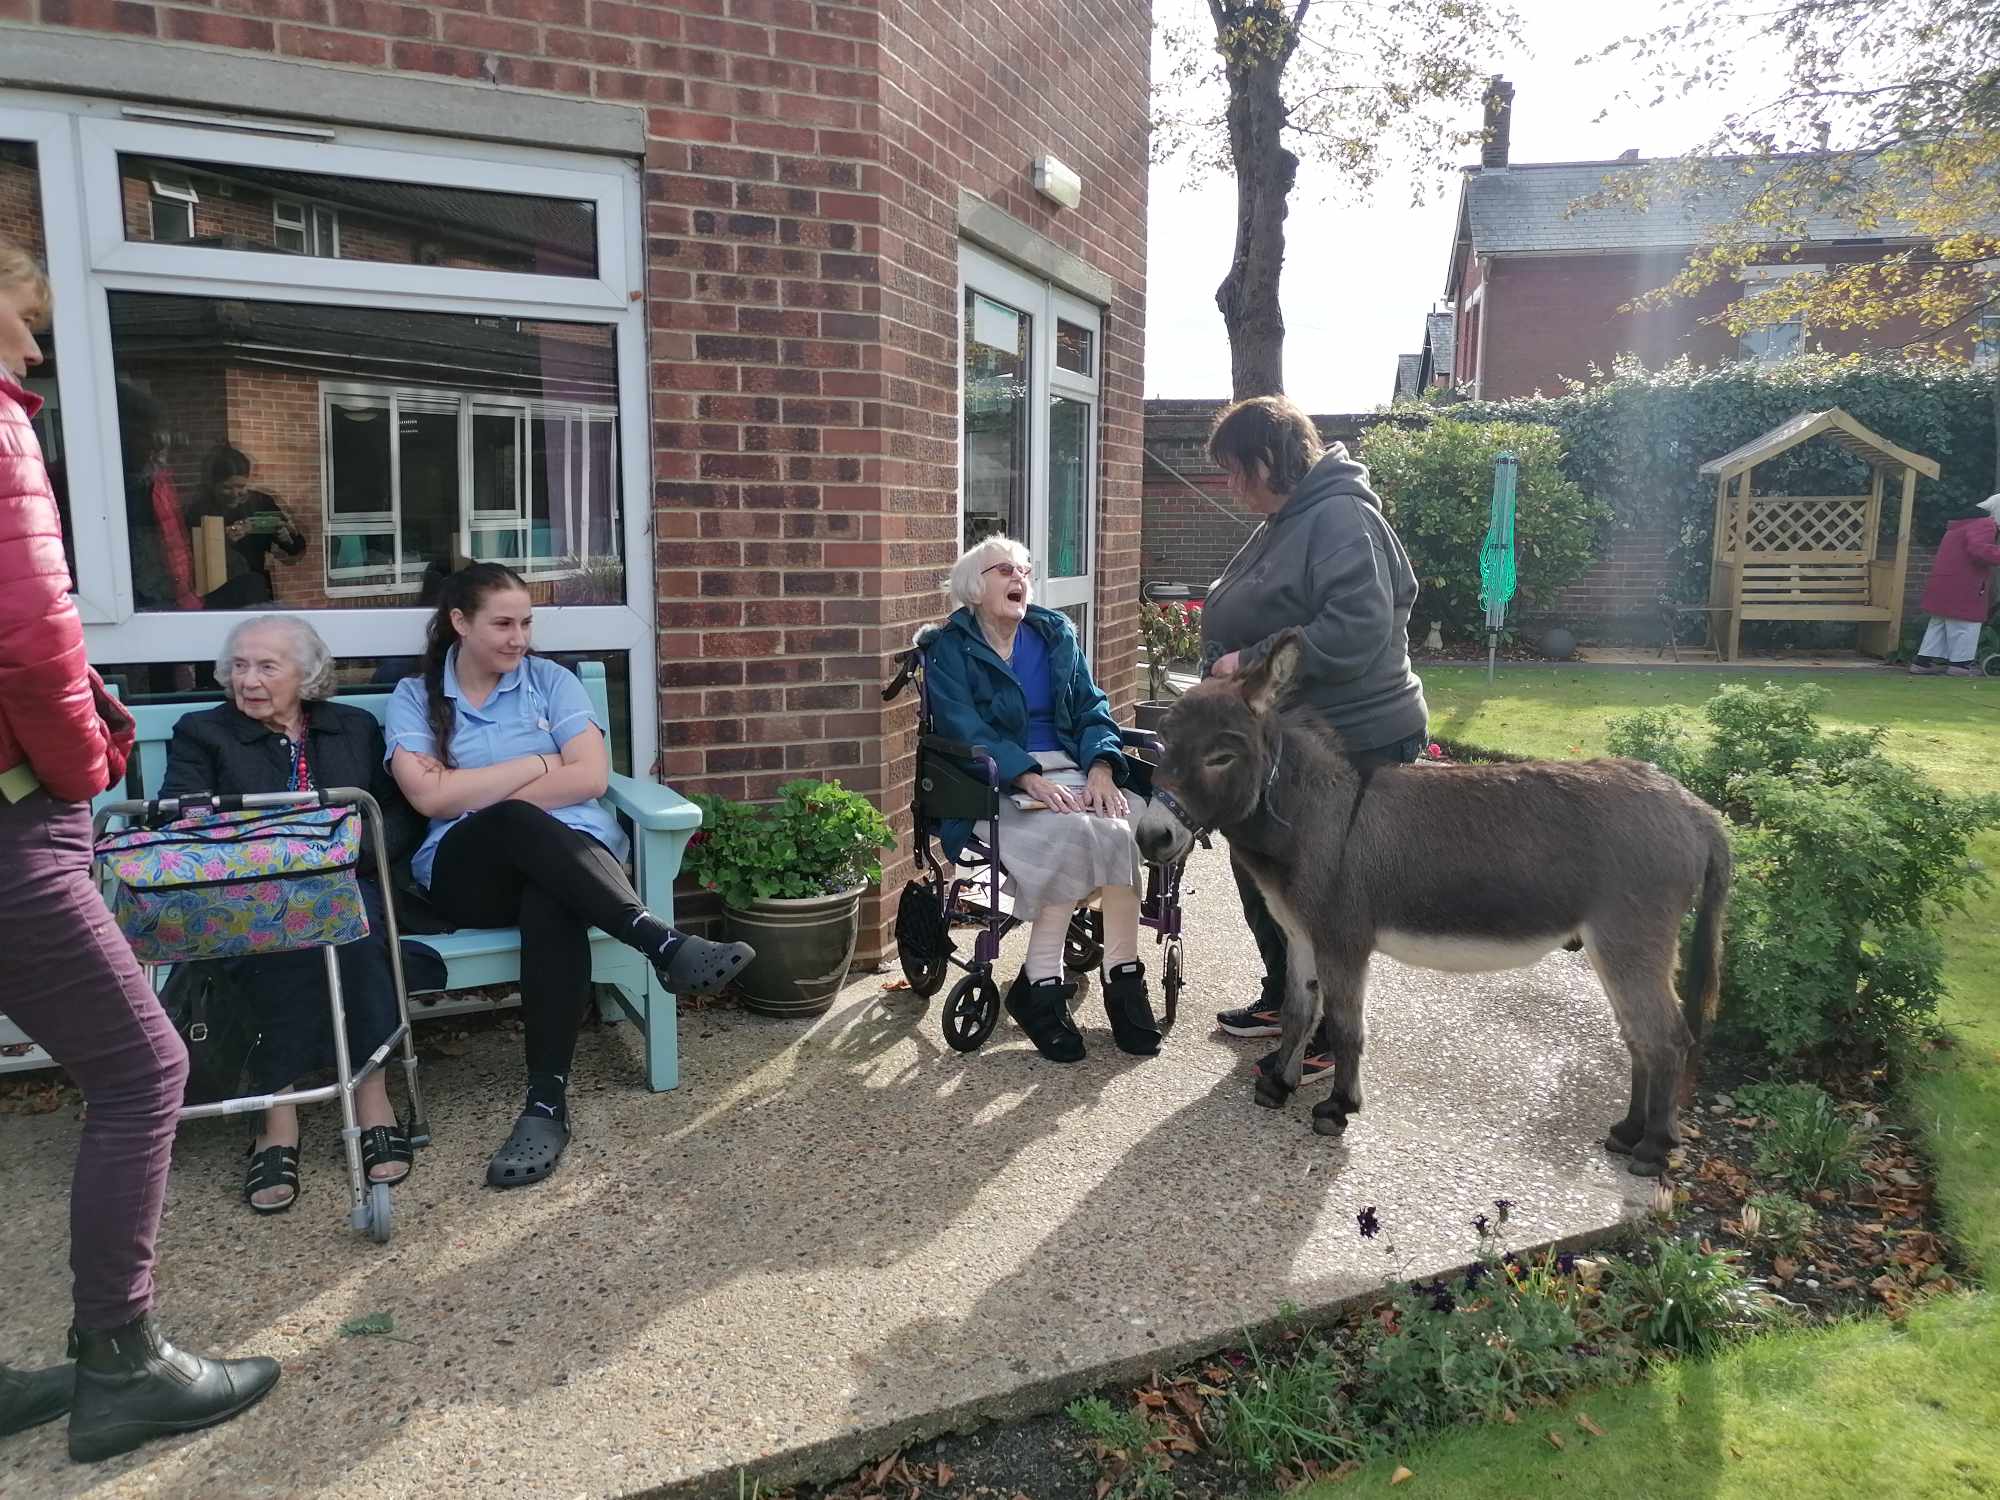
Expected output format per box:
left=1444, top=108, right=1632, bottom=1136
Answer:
left=0, top=839, right=1650, bottom=1500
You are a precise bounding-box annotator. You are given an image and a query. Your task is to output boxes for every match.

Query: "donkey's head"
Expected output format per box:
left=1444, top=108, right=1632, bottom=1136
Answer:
left=1134, top=630, right=1304, bottom=865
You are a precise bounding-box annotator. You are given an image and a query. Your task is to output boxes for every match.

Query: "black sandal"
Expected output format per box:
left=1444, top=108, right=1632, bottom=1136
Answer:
left=657, top=934, right=756, bottom=997
left=243, top=1143, right=300, bottom=1215
left=360, top=1123, right=414, bottom=1187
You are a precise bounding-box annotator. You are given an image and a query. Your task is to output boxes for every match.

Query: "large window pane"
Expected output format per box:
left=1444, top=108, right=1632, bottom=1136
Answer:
left=1, top=140, right=74, bottom=584
left=963, top=289, right=1030, bottom=550
left=109, top=292, right=624, bottom=609
left=1047, top=395, right=1090, bottom=579
left=116, top=154, right=598, bottom=277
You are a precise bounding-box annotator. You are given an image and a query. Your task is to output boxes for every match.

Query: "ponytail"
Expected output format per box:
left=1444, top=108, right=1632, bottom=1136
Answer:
left=419, top=561, right=528, bottom=769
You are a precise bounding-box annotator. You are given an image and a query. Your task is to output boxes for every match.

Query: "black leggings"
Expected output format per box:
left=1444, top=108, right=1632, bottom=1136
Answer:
left=426, top=801, right=646, bottom=1076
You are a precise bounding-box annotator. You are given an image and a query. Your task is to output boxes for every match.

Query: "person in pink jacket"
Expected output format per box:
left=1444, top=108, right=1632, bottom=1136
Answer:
left=1, top=238, right=279, bottom=1461
left=1909, top=494, right=2000, bottom=677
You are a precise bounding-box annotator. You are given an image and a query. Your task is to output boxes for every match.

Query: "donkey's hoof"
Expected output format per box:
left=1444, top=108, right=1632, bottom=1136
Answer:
left=1254, top=1074, right=1292, bottom=1110
left=1603, top=1125, right=1640, bottom=1156
left=1310, top=1107, right=1349, bottom=1137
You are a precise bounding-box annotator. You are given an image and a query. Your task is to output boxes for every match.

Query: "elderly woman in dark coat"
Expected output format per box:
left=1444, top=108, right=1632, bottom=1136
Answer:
left=160, top=614, right=419, bottom=1213
left=921, top=536, right=1161, bottom=1063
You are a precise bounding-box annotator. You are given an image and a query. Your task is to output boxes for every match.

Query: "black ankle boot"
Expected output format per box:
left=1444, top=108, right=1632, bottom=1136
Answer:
left=1003, top=972, right=1086, bottom=1063
left=0, top=1362, right=73, bottom=1437
left=1102, top=961, right=1162, bottom=1056
left=67, top=1316, right=280, bottom=1463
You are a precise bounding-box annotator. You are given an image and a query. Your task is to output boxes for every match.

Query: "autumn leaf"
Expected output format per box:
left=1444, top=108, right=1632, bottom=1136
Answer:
left=1500, top=1407, right=1518, bottom=1425
left=1576, top=1414, right=1607, bottom=1437
left=935, top=1464, right=953, bottom=1488
left=1545, top=1430, right=1567, bottom=1451
left=1136, top=1389, right=1168, bottom=1410
left=868, top=1454, right=898, bottom=1490
left=1772, top=1255, right=1799, bottom=1283
left=1390, top=1465, right=1416, bottom=1485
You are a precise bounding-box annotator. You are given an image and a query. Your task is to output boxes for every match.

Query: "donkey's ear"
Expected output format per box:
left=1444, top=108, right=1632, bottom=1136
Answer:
left=1241, top=629, right=1305, bottom=715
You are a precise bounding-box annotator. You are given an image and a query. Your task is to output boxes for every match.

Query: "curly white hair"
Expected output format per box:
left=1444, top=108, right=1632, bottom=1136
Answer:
left=943, top=534, right=1033, bottom=613
left=214, top=614, right=339, bottom=702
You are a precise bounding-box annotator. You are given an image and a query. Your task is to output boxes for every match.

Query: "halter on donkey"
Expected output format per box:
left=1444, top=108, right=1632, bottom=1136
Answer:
left=1135, top=631, right=1732, bottom=1176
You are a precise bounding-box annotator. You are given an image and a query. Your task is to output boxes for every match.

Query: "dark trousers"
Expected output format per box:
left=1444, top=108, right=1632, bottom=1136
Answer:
left=231, top=877, right=398, bottom=1094
left=426, top=801, right=646, bottom=1077
left=1234, top=732, right=1427, bottom=1033
left=0, top=792, right=189, bottom=1331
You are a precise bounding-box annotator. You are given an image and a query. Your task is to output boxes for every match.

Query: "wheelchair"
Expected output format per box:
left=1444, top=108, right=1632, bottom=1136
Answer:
left=882, top=643, right=1200, bottom=1054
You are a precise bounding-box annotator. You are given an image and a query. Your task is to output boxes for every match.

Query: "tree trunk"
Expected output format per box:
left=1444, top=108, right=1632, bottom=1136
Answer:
left=1215, top=35, right=1300, bottom=399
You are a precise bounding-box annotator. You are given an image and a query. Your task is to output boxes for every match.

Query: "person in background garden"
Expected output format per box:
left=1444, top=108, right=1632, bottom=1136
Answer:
left=922, top=535, right=1163, bottom=1062
left=187, top=446, right=306, bottom=609
left=1908, top=493, right=2000, bottom=677
left=159, top=614, right=420, bottom=1214
left=1, top=237, right=280, bottom=1461
left=1195, top=395, right=1429, bottom=1084
left=385, top=562, right=754, bottom=1188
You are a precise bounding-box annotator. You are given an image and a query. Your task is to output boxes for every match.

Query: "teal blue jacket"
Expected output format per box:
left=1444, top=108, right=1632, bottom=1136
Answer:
left=922, top=605, right=1128, bottom=860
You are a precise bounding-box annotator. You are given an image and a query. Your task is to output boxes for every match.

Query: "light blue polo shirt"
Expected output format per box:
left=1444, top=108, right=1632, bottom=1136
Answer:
left=384, top=649, right=628, bottom=888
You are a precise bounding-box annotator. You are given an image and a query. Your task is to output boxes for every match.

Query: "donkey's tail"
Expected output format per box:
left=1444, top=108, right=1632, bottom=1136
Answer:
left=1683, top=812, right=1732, bottom=1047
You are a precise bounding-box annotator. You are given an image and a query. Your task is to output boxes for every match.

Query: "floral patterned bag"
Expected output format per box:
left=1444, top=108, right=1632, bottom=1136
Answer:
left=96, top=805, right=369, bottom=963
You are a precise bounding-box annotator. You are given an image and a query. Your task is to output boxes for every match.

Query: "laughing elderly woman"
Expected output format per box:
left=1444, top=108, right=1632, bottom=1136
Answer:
left=160, top=615, right=419, bottom=1214
left=921, top=537, right=1161, bottom=1062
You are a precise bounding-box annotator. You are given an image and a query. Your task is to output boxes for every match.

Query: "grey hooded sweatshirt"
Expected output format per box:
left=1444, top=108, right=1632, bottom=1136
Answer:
left=1198, top=444, right=1428, bottom=752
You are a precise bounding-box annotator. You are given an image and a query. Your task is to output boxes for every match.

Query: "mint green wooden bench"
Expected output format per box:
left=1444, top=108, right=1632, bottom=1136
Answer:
left=0, top=663, right=700, bottom=1091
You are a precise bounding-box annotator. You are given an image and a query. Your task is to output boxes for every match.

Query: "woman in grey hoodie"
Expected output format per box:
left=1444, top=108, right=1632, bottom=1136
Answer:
left=1196, top=396, right=1429, bottom=1080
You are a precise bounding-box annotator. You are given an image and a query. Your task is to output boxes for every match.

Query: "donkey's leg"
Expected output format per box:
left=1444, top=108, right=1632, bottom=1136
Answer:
left=1584, top=926, right=1693, bottom=1176
left=1311, top=954, right=1367, bottom=1137
left=1254, top=892, right=1319, bottom=1110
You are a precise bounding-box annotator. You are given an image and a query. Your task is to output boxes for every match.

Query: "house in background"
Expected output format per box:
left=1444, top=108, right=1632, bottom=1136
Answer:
left=1, top=0, right=1152, bottom=968
left=1436, top=78, right=1999, bottom=400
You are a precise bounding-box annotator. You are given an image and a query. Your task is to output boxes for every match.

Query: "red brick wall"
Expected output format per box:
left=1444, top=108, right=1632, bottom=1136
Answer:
left=12, top=0, right=1153, bottom=959
left=0, top=151, right=43, bottom=255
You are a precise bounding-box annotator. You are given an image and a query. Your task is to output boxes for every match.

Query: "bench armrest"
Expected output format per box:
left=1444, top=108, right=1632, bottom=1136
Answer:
left=605, top=772, right=704, bottom=833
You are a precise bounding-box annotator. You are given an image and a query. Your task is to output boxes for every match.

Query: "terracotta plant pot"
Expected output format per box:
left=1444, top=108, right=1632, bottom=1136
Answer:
left=1133, top=700, right=1175, bottom=734
left=721, top=883, right=866, bottom=1018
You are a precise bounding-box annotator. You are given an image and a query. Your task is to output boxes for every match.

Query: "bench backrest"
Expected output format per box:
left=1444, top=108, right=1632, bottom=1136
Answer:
left=1737, top=558, right=1873, bottom=607
left=118, top=660, right=611, bottom=804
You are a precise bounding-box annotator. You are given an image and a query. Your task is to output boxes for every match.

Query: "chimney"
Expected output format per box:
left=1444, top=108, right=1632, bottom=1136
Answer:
left=1617, top=147, right=1640, bottom=162
left=1481, top=77, right=1515, bottom=169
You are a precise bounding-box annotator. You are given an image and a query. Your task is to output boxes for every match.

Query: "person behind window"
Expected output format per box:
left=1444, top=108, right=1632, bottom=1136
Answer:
left=1, top=236, right=279, bottom=1462
left=921, top=536, right=1163, bottom=1063
left=158, top=615, right=421, bottom=1214
left=115, top=383, right=200, bottom=614
left=384, top=562, right=753, bottom=1188
left=187, top=445, right=305, bottom=609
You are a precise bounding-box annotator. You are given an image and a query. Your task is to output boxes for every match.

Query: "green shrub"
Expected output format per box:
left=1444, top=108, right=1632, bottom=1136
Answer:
left=1213, top=1334, right=1361, bottom=1475
left=1744, top=1191, right=1820, bottom=1254
left=1361, top=418, right=1608, bottom=638
left=1600, top=1238, right=1771, bottom=1357
left=683, top=779, right=894, bottom=909
left=1607, top=682, right=2000, bottom=1065
left=1752, top=1088, right=1875, bottom=1194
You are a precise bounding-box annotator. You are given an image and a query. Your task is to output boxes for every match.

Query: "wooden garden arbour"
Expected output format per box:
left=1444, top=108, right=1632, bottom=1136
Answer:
left=1699, top=408, right=1940, bottom=662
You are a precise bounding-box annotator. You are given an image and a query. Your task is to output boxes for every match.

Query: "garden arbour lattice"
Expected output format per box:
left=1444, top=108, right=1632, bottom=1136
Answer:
left=1699, top=408, right=1940, bottom=661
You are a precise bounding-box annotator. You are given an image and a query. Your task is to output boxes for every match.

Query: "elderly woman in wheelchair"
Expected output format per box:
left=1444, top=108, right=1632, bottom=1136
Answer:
left=904, top=536, right=1163, bottom=1063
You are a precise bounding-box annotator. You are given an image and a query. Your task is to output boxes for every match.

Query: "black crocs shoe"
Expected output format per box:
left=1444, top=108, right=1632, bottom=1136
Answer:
left=486, top=1110, right=571, bottom=1188
left=656, top=934, right=756, bottom=997
left=1003, top=972, right=1085, bottom=1063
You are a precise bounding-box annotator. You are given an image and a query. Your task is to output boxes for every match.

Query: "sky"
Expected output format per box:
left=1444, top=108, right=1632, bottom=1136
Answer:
left=1142, top=0, right=1775, bottom=412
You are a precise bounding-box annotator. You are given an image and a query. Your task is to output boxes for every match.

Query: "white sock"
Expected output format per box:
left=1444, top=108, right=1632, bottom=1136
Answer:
left=1099, top=885, right=1141, bottom=973
left=1025, top=904, right=1073, bottom=982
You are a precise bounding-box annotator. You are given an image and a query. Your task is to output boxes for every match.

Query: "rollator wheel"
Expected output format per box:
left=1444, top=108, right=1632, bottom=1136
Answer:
left=1064, top=910, right=1103, bottom=974
left=942, top=972, right=1001, bottom=1053
left=364, top=1181, right=393, bottom=1245
left=1161, top=938, right=1184, bottom=1035
left=895, top=879, right=951, bottom=999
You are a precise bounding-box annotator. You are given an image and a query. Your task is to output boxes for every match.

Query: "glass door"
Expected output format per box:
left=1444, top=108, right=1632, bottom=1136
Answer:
left=959, top=243, right=1103, bottom=653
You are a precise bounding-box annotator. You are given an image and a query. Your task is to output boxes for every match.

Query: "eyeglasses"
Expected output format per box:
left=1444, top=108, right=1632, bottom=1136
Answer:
left=981, top=561, right=1034, bottom=580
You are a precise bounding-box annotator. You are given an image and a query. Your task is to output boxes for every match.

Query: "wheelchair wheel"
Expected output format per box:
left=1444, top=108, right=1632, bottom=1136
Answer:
left=942, top=971, right=1001, bottom=1053
left=1064, top=910, right=1103, bottom=974
left=1161, top=938, right=1184, bottom=1034
left=352, top=1181, right=393, bottom=1245
left=894, top=879, right=951, bottom=998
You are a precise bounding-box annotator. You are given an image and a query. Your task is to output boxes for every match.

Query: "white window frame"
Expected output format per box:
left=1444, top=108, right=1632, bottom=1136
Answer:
left=275, top=198, right=342, bottom=257
left=1738, top=263, right=1815, bottom=363
left=957, top=242, right=1103, bottom=653
left=148, top=167, right=197, bottom=243
left=1973, top=309, right=2000, bottom=371
left=1, top=92, right=655, bottom=775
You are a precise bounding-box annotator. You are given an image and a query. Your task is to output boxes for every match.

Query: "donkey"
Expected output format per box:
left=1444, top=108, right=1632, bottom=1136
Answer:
left=1133, top=630, right=1731, bottom=1175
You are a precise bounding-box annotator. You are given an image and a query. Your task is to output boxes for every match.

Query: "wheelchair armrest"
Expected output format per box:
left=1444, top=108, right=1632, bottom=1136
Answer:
left=1119, top=727, right=1165, bottom=754
left=922, top=734, right=992, bottom=767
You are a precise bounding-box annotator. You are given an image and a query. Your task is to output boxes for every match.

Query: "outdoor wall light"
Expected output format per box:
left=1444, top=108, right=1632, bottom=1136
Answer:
left=1034, top=155, right=1081, bottom=210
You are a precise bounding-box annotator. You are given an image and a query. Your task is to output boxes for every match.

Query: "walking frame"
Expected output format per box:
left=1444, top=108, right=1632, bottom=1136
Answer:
left=92, top=787, right=429, bottom=1245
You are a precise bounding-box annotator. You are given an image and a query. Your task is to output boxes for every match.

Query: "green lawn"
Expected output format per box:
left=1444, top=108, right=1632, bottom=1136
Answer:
left=1307, top=666, right=2000, bottom=1499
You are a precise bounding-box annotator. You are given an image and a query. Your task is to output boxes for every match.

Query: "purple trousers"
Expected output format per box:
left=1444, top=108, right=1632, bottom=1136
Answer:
left=0, top=791, right=187, bottom=1331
